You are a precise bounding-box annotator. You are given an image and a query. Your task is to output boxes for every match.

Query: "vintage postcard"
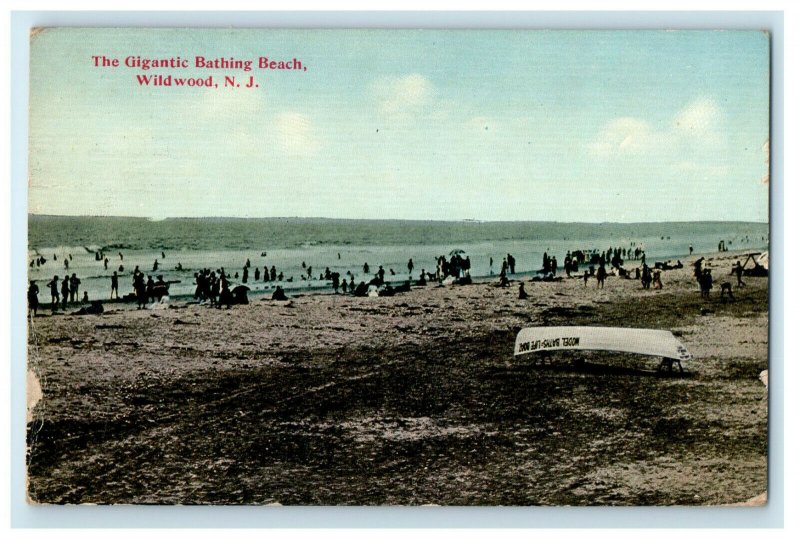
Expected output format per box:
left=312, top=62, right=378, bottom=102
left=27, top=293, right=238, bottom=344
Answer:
left=26, top=28, right=770, bottom=505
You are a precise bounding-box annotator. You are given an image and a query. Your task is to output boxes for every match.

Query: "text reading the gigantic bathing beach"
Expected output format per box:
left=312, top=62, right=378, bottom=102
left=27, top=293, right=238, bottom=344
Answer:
left=91, top=55, right=307, bottom=89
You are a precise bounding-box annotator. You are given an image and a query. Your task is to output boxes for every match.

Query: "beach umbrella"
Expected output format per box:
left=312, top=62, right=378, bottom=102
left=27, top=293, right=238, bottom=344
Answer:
left=232, top=285, right=251, bottom=305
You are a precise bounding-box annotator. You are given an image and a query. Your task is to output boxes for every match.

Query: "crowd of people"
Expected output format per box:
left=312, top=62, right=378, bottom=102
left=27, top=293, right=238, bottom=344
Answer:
left=28, top=239, right=762, bottom=316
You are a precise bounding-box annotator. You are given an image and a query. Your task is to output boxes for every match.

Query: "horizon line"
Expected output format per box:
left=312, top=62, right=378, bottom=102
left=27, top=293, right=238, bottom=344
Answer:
left=27, top=213, right=770, bottom=226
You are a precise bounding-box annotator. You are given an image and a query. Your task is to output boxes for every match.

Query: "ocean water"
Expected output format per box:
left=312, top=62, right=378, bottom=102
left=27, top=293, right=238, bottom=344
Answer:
left=27, top=216, right=769, bottom=301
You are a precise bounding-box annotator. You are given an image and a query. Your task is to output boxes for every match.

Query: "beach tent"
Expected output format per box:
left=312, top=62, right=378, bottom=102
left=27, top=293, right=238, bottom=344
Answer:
left=756, top=251, right=769, bottom=271
left=742, top=252, right=769, bottom=276
left=514, top=326, right=692, bottom=372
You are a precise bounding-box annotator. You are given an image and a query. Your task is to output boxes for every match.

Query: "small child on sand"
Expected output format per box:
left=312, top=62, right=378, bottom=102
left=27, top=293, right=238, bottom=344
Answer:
left=518, top=282, right=528, bottom=299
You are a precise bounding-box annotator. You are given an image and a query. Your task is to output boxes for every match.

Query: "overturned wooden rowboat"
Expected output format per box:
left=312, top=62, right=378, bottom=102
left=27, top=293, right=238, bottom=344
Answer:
left=514, top=326, right=693, bottom=372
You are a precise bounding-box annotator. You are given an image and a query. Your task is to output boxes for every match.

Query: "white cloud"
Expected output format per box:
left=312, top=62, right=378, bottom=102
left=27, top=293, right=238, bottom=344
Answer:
left=372, top=73, right=434, bottom=117
left=674, top=97, right=721, bottom=138
left=274, top=111, right=319, bottom=156
left=588, top=117, right=656, bottom=156
left=589, top=97, right=725, bottom=159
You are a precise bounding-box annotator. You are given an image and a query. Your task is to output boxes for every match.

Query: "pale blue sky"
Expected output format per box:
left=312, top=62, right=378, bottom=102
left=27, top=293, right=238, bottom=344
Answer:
left=29, top=28, right=770, bottom=221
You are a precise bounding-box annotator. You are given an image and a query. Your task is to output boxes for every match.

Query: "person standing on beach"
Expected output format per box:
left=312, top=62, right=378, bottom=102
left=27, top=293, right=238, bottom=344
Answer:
left=363, top=262, right=370, bottom=275
left=242, top=266, right=249, bottom=284
left=693, top=257, right=704, bottom=282
left=69, top=273, right=81, bottom=302
left=408, top=258, right=414, bottom=274
left=641, top=264, right=652, bottom=289
left=700, top=269, right=713, bottom=298
left=146, top=276, right=155, bottom=303
left=689, top=244, right=694, bottom=255
left=734, top=261, right=746, bottom=287
left=596, top=263, right=607, bottom=289
left=219, top=279, right=233, bottom=309
left=153, top=259, right=159, bottom=272
left=61, top=275, right=70, bottom=308
left=28, top=281, right=39, bottom=316
left=104, top=257, right=109, bottom=270
left=48, top=276, right=59, bottom=307
left=110, top=271, right=119, bottom=299
left=133, top=271, right=146, bottom=308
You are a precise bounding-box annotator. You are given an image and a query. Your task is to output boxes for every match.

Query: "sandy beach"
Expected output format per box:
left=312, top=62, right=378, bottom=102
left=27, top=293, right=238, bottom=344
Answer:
left=26, top=250, right=769, bottom=505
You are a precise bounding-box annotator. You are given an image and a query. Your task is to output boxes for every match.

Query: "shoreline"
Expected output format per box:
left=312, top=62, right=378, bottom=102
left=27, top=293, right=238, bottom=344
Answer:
left=30, top=247, right=766, bottom=313
left=26, top=249, right=769, bottom=505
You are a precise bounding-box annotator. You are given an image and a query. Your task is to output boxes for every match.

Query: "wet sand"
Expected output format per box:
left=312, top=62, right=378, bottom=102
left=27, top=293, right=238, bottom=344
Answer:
left=26, top=251, right=768, bottom=505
